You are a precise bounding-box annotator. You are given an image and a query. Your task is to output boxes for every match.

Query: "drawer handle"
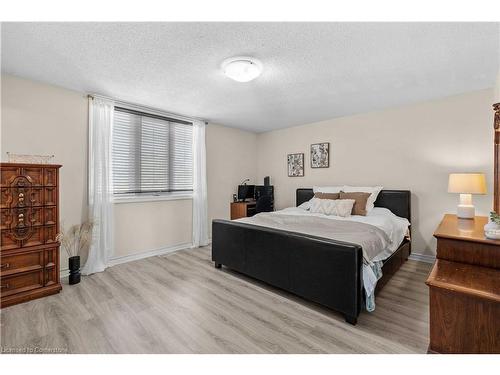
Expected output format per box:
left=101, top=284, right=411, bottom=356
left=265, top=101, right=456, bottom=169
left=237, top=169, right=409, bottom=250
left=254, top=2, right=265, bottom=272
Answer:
left=0, top=284, right=9, bottom=289
left=0, top=263, right=9, bottom=269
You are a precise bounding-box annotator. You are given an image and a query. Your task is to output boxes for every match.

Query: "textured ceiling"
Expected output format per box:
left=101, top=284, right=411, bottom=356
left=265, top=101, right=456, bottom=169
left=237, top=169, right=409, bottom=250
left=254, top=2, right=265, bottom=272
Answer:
left=1, top=22, right=499, bottom=132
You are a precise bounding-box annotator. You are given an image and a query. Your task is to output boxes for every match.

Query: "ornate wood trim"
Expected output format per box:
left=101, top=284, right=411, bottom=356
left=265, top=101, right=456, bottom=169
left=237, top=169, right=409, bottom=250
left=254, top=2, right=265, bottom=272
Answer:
left=494, top=103, right=500, bottom=213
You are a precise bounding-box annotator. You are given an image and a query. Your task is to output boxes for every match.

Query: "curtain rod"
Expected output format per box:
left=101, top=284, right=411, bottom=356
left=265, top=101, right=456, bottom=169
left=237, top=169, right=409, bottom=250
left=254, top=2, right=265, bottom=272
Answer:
left=87, top=94, right=207, bottom=124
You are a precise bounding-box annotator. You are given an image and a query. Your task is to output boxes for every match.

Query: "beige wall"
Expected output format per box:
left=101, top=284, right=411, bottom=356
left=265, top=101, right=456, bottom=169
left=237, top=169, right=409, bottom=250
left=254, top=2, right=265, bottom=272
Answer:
left=206, top=123, right=258, bottom=226
left=495, top=69, right=500, bottom=103
left=2, top=74, right=496, bottom=262
left=113, top=199, right=193, bottom=258
left=1, top=75, right=88, bottom=268
left=257, top=89, right=495, bottom=257
left=1, top=74, right=256, bottom=267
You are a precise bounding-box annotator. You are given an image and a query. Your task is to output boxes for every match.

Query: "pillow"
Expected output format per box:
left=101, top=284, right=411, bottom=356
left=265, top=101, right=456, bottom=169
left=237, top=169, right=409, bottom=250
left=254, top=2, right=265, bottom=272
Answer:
left=313, top=186, right=343, bottom=194
left=298, top=200, right=312, bottom=210
left=342, top=185, right=383, bottom=213
left=313, top=192, right=340, bottom=200
left=309, top=198, right=355, bottom=217
left=339, top=192, right=371, bottom=216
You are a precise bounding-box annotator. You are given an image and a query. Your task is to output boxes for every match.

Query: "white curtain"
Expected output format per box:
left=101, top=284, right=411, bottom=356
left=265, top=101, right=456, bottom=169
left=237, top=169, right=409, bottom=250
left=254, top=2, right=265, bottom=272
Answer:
left=192, top=120, right=209, bottom=247
left=82, top=97, right=115, bottom=275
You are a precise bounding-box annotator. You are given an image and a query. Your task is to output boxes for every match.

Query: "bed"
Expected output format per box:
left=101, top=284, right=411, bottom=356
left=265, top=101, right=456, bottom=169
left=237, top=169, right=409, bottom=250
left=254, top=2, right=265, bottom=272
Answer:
left=211, top=188, right=411, bottom=325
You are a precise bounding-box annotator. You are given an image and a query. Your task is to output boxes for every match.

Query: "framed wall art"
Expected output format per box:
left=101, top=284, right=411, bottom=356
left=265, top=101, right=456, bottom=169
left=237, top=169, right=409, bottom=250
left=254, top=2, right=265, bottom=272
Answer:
left=310, top=142, right=329, bottom=168
left=287, top=153, right=304, bottom=177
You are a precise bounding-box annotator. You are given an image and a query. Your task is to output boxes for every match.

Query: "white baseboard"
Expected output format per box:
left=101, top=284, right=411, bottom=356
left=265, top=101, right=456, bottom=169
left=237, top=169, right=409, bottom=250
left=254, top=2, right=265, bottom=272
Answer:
left=107, top=242, right=193, bottom=267
left=409, top=253, right=435, bottom=263
left=60, top=268, right=70, bottom=278
left=60, top=241, right=200, bottom=278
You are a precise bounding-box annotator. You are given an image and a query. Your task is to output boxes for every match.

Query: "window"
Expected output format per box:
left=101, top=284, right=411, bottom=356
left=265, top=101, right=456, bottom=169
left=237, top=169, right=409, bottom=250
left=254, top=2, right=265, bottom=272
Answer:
left=112, top=107, right=193, bottom=198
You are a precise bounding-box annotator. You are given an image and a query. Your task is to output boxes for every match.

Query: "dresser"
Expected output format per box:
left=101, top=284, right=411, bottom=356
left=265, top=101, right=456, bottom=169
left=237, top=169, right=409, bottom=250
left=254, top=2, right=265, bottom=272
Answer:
left=426, top=214, right=500, bottom=354
left=1, top=163, right=62, bottom=308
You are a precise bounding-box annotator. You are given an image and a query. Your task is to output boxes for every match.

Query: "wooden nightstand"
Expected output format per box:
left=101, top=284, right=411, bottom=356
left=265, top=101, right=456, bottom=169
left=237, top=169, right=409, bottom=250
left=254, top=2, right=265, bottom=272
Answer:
left=230, top=200, right=257, bottom=220
left=426, top=214, right=500, bottom=354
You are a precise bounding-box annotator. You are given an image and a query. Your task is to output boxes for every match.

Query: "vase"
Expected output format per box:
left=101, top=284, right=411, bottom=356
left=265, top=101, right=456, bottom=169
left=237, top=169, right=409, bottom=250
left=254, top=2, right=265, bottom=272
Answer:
left=68, top=255, right=81, bottom=285
left=484, top=220, right=500, bottom=239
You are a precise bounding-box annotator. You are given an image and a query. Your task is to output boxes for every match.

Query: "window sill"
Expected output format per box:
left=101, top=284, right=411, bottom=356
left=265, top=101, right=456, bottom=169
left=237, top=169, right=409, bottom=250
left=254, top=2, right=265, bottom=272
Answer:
left=112, top=193, right=193, bottom=204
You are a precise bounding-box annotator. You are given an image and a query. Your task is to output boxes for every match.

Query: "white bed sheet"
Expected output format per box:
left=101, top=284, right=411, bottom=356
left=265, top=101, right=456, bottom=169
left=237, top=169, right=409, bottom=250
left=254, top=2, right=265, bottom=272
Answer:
left=274, top=206, right=409, bottom=262
left=269, top=205, right=410, bottom=310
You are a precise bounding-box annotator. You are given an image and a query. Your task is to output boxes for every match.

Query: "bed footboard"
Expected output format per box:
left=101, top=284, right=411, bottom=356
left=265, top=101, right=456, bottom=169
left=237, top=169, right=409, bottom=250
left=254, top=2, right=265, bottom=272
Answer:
left=212, top=219, right=364, bottom=324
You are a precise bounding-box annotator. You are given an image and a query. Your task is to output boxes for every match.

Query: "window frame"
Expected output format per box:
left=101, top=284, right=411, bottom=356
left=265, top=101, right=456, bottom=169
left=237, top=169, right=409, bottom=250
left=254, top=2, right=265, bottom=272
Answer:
left=111, top=106, right=194, bottom=203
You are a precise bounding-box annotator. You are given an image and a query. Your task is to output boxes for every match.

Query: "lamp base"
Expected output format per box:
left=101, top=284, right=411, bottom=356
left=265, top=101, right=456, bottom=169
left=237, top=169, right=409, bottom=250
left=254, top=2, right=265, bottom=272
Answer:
left=457, top=204, right=475, bottom=219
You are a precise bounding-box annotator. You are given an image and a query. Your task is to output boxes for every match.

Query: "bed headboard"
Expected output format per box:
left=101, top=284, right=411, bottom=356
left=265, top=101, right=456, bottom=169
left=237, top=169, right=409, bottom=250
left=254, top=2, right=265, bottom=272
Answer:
left=296, top=188, right=411, bottom=222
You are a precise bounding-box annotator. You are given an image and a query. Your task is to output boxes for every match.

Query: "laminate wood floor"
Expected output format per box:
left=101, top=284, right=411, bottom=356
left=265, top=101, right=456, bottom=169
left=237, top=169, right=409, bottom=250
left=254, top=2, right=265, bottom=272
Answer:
left=0, top=246, right=432, bottom=354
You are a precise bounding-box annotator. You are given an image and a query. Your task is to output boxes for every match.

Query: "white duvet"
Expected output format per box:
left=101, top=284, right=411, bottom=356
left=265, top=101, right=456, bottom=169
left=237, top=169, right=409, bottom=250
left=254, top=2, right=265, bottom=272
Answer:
left=257, top=205, right=410, bottom=310
left=275, top=205, right=409, bottom=261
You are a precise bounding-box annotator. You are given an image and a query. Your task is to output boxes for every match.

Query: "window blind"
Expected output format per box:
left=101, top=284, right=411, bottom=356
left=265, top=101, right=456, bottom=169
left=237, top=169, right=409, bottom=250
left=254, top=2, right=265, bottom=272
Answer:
left=112, top=108, right=193, bottom=195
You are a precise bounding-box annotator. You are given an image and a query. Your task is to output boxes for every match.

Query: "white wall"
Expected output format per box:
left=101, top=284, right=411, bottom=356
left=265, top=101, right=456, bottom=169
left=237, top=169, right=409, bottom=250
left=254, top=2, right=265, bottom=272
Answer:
left=256, top=89, right=495, bottom=257
left=1, top=74, right=257, bottom=267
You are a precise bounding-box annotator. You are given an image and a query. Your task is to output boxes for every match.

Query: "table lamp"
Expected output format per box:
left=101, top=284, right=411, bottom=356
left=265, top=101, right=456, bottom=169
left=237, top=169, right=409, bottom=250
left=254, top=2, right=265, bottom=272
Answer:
left=448, top=173, right=487, bottom=219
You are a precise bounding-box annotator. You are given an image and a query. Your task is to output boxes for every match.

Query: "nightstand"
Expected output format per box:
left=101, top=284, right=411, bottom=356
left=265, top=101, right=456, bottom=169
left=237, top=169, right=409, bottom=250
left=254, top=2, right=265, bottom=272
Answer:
left=230, top=200, right=257, bottom=220
left=426, top=214, right=500, bottom=354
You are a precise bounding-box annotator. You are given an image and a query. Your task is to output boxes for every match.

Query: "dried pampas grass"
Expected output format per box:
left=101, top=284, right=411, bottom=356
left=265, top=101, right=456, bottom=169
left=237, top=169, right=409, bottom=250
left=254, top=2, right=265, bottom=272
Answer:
left=56, top=221, right=94, bottom=258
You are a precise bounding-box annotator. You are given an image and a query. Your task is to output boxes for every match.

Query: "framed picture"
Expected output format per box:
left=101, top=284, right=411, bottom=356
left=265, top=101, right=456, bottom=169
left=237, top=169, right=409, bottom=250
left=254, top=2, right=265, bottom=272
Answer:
left=310, top=142, right=330, bottom=168
left=287, top=153, right=304, bottom=177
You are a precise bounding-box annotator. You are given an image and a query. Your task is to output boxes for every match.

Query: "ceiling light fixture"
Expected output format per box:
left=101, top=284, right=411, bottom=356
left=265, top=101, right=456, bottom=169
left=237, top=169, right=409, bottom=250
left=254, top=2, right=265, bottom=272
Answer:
left=221, top=56, right=262, bottom=82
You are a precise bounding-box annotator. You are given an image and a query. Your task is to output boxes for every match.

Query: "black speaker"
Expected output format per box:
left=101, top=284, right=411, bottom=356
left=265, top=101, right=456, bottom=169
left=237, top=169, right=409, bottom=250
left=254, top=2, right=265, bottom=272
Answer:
left=255, top=185, right=274, bottom=200
left=264, top=176, right=270, bottom=186
left=255, top=185, right=274, bottom=213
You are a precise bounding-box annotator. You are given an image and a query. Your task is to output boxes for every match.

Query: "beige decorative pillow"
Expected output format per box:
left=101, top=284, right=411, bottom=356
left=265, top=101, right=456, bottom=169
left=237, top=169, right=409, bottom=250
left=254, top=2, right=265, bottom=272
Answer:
left=342, top=185, right=383, bottom=213
left=339, top=192, right=371, bottom=216
left=313, top=192, right=340, bottom=200
left=309, top=198, right=355, bottom=217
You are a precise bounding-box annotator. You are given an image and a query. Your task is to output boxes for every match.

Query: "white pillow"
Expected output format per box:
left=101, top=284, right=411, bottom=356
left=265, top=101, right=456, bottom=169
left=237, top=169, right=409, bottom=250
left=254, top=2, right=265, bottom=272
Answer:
left=342, top=185, right=383, bottom=213
left=313, top=186, right=343, bottom=194
left=309, top=198, right=355, bottom=217
left=298, top=200, right=312, bottom=210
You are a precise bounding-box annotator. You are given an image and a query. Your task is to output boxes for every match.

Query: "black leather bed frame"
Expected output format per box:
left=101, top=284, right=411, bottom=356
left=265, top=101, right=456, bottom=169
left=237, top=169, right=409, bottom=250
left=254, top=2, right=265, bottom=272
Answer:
left=211, top=189, right=411, bottom=325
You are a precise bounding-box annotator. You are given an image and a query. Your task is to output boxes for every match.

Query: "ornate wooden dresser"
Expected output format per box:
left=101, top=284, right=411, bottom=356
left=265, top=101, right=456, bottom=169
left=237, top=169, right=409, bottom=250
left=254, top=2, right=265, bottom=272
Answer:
left=1, top=163, right=62, bottom=308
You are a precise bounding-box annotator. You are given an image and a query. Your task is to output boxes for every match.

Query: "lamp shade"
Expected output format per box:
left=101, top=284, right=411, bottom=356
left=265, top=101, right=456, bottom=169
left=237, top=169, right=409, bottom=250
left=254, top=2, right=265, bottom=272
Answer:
left=448, top=173, right=487, bottom=194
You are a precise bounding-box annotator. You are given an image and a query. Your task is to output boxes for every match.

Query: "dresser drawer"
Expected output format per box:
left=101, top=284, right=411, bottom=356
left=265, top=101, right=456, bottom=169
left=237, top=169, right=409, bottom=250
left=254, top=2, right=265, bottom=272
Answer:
left=0, top=209, right=13, bottom=230
left=1, top=207, right=50, bottom=230
left=0, top=270, right=44, bottom=297
left=0, top=187, right=13, bottom=209
left=23, top=226, right=45, bottom=248
left=44, top=187, right=57, bottom=206
left=0, top=187, right=44, bottom=208
left=0, top=230, right=22, bottom=250
left=0, top=166, right=20, bottom=187
left=21, top=167, right=44, bottom=186
left=44, top=225, right=57, bottom=244
left=1, top=249, right=44, bottom=276
left=44, top=206, right=57, bottom=225
left=43, top=168, right=58, bottom=186
left=1, top=225, right=47, bottom=250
